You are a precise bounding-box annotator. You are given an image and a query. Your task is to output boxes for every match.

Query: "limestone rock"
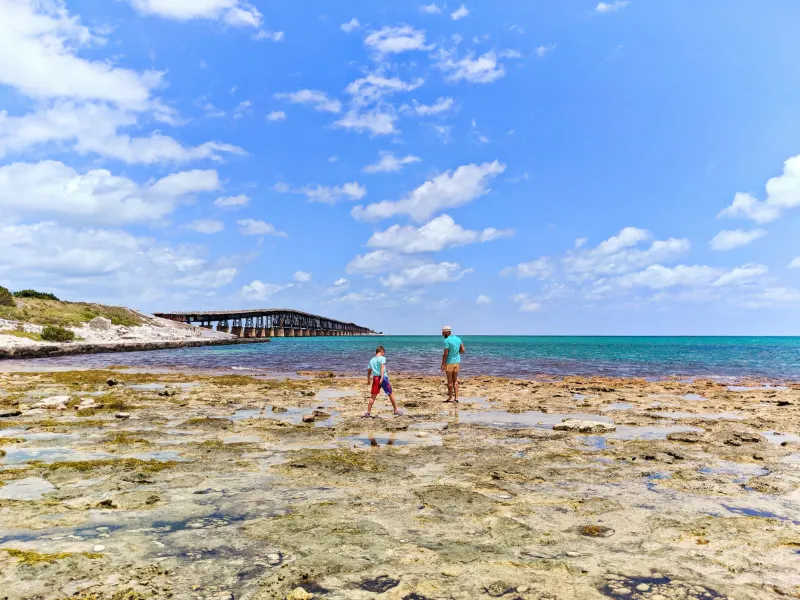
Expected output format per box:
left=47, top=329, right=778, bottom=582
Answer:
left=553, top=419, right=616, bottom=433
left=286, top=588, right=313, bottom=600
left=0, top=409, right=22, bottom=418
left=667, top=431, right=702, bottom=443
left=115, top=412, right=131, bottom=419
left=89, top=316, right=113, bottom=331
left=32, top=396, right=70, bottom=410
left=77, top=398, right=99, bottom=411
left=301, top=414, right=315, bottom=423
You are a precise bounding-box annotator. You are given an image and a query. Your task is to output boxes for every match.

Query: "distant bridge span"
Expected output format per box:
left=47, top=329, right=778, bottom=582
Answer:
left=153, top=308, right=377, bottom=338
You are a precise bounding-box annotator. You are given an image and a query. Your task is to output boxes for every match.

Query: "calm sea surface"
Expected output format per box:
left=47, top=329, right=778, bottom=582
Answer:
left=8, top=336, right=800, bottom=381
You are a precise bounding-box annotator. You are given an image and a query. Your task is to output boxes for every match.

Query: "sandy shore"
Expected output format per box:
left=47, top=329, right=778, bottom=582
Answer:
left=0, top=370, right=798, bottom=599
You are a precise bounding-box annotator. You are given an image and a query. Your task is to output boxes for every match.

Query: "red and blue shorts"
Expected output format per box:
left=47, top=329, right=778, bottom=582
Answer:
left=371, top=376, right=392, bottom=396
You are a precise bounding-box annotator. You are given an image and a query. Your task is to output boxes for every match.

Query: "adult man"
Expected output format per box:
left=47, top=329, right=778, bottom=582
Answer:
left=441, top=325, right=465, bottom=403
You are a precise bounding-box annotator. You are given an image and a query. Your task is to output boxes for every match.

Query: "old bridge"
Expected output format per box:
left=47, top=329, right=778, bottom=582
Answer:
left=154, top=309, right=377, bottom=338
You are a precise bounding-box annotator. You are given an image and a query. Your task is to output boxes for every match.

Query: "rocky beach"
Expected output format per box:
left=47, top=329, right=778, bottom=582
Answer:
left=0, top=369, right=798, bottom=599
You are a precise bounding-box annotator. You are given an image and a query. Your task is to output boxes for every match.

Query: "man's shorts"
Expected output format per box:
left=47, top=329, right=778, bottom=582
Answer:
left=445, top=363, right=460, bottom=374
left=371, top=376, right=393, bottom=396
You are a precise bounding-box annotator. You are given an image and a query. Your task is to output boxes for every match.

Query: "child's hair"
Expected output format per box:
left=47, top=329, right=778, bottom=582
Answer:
left=375, top=346, right=385, bottom=354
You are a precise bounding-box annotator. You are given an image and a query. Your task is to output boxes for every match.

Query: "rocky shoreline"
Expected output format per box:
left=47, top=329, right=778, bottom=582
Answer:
left=0, top=370, right=798, bottom=599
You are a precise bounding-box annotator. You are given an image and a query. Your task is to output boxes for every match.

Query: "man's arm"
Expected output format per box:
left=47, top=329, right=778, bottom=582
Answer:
left=459, top=343, right=465, bottom=355
left=442, top=348, right=449, bottom=370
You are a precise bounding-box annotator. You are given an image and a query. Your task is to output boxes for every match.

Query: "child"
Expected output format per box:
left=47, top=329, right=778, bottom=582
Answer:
left=364, top=346, right=402, bottom=417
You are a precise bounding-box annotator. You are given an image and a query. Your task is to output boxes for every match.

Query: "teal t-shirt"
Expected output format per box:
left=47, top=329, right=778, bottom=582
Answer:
left=443, top=335, right=462, bottom=364
left=369, top=356, right=387, bottom=377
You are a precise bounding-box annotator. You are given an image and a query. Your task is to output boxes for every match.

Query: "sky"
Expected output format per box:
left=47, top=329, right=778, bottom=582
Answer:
left=1, top=0, right=800, bottom=335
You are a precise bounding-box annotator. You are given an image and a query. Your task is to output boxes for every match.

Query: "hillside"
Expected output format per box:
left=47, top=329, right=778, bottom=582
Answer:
left=0, top=297, right=144, bottom=329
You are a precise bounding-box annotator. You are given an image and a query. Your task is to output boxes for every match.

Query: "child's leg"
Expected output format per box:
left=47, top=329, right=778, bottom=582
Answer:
left=382, top=378, right=400, bottom=413
left=365, top=376, right=380, bottom=415
left=366, top=394, right=377, bottom=415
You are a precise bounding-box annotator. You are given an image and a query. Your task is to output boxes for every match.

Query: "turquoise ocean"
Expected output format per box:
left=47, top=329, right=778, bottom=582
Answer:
left=12, top=336, right=800, bottom=381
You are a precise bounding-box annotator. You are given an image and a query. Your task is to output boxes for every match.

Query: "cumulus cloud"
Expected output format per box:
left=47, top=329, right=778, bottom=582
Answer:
left=275, top=181, right=367, bottom=204
left=186, top=220, right=224, bottom=234
left=215, top=194, right=249, bottom=208
left=380, top=262, right=472, bottom=289
left=346, top=250, right=412, bottom=275
left=789, top=258, right=800, bottom=269
left=346, top=74, right=424, bottom=107
left=128, top=0, right=262, bottom=27
left=352, top=160, right=506, bottom=222
left=341, top=18, right=361, bottom=33
left=266, top=110, right=287, bottom=121
left=596, top=1, right=630, bottom=12
left=293, top=271, right=312, bottom=283
left=437, top=50, right=513, bottom=84
left=718, top=154, right=800, bottom=224
left=363, top=152, right=421, bottom=174
left=451, top=4, right=470, bottom=20
left=411, top=97, right=455, bottom=116
left=237, top=219, right=287, bottom=237
left=241, top=280, right=284, bottom=300
left=709, top=228, right=767, bottom=251
left=420, top=3, right=442, bottom=14
left=334, top=109, right=397, bottom=136
left=511, top=293, right=541, bottom=312
left=275, top=90, right=342, bottom=113
left=364, top=25, right=430, bottom=55
left=253, top=30, right=284, bottom=41
left=0, top=160, right=219, bottom=225
left=333, top=278, right=349, bottom=287
left=0, top=102, right=244, bottom=164
left=500, top=257, right=554, bottom=279
left=476, top=294, right=492, bottom=305
left=367, top=214, right=513, bottom=253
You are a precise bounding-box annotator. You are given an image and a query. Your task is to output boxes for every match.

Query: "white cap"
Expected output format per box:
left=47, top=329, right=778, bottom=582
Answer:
left=442, top=325, right=452, bottom=332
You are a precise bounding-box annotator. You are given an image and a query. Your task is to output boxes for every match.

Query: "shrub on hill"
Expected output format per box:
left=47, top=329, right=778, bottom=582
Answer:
left=41, top=325, right=76, bottom=343
left=14, top=289, right=60, bottom=301
left=0, top=286, right=13, bottom=307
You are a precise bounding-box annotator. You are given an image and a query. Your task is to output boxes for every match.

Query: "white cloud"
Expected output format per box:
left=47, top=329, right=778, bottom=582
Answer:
left=346, top=250, right=413, bottom=275
left=712, top=264, right=768, bottom=287
left=789, top=258, right=800, bottom=269
left=0, top=221, right=237, bottom=298
left=562, top=227, right=690, bottom=280
left=293, top=271, right=312, bottom=283
left=381, top=262, right=472, bottom=289
left=352, top=160, right=506, bottom=222
left=364, top=25, right=430, bottom=55
left=536, top=44, right=555, bottom=57
left=186, top=219, right=224, bottom=234
left=335, top=290, right=388, bottom=304
left=334, top=109, right=397, bottom=136
left=215, top=194, right=249, bottom=208
left=363, top=151, right=421, bottom=174
left=275, top=181, right=367, bottom=204
left=233, top=100, right=252, bottom=119
left=128, top=0, right=262, bottom=27
left=237, top=219, right=287, bottom=237
left=275, top=90, right=342, bottom=113
left=476, top=294, right=492, bottom=305
left=611, top=263, right=767, bottom=291
left=718, top=154, right=800, bottom=224
left=451, top=5, right=470, bottom=20
left=0, top=0, right=161, bottom=110
left=241, top=280, right=284, bottom=300
left=511, top=293, right=541, bottom=312
left=253, top=30, right=284, bottom=42
left=420, top=3, right=442, bottom=14
left=437, top=51, right=511, bottom=84
left=501, top=257, right=553, bottom=279
left=346, top=74, right=424, bottom=107
left=596, top=1, right=630, bottom=13
left=0, top=160, right=219, bottom=225
left=412, top=97, right=455, bottom=116
left=341, top=18, right=361, bottom=33
left=266, top=110, right=287, bottom=122
left=0, top=102, right=245, bottom=164
left=333, top=278, right=349, bottom=287
left=709, top=228, right=767, bottom=251
left=367, top=214, right=512, bottom=253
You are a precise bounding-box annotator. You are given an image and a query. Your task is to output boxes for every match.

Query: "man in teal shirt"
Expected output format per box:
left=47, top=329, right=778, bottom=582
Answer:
left=441, top=325, right=465, bottom=403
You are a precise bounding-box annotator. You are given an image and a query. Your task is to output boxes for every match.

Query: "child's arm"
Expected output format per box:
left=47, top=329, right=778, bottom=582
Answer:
left=367, top=368, right=372, bottom=385
left=380, top=362, right=385, bottom=380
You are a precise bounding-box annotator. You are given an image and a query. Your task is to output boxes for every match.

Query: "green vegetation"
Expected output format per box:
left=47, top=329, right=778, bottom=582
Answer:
left=2, top=329, right=42, bottom=341
left=13, top=289, right=60, bottom=301
left=3, top=548, right=102, bottom=564
left=36, top=458, right=177, bottom=473
left=41, top=370, right=176, bottom=386
left=0, top=285, right=13, bottom=307
left=0, top=297, right=143, bottom=328
left=41, top=325, right=76, bottom=343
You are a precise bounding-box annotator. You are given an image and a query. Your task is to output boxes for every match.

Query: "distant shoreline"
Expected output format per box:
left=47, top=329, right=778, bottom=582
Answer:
left=0, top=338, right=271, bottom=360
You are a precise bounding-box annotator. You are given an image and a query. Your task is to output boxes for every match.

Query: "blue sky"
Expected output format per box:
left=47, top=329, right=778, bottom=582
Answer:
left=2, top=0, right=800, bottom=335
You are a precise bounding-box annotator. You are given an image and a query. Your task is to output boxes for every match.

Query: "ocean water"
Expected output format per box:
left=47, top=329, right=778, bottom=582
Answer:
left=8, top=336, right=800, bottom=381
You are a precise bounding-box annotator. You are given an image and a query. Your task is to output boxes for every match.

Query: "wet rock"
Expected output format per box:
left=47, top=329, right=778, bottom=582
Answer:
left=272, top=406, right=288, bottom=413
left=667, top=431, right=702, bottom=443
left=106, top=378, right=122, bottom=387
left=0, top=409, right=22, bottom=418
left=286, top=587, right=313, bottom=600
left=484, top=581, right=516, bottom=597
left=115, top=412, right=131, bottom=419
left=404, top=401, right=420, bottom=408
left=554, top=419, right=616, bottom=433
left=311, top=410, right=330, bottom=419
left=158, top=388, right=178, bottom=397
left=302, top=414, right=316, bottom=423
left=358, top=575, right=400, bottom=593
left=90, top=316, right=113, bottom=331
left=32, top=395, right=70, bottom=410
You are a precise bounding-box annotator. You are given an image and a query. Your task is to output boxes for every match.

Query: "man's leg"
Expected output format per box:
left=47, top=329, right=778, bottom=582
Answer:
left=452, top=367, right=460, bottom=401
left=446, top=369, right=456, bottom=401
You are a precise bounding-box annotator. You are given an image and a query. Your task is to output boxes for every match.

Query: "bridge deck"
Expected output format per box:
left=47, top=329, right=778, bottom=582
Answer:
left=153, top=308, right=376, bottom=338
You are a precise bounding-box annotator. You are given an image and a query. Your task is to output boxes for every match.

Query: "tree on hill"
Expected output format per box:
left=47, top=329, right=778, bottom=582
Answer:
left=0, top=285, right=14, bottom=307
